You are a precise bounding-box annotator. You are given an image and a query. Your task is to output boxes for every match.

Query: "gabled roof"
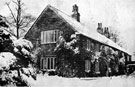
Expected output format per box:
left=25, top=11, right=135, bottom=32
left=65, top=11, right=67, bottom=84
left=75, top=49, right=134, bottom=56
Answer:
left=25, top=4, right=131, bottom=55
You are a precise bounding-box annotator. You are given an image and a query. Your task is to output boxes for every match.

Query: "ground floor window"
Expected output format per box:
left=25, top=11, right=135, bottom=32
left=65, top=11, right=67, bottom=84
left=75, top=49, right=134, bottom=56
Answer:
left=40, top=57, right=56, bottom=70
left=85, top=60, right=91, bottom=72
left=41, top=59, right=44, bottom=69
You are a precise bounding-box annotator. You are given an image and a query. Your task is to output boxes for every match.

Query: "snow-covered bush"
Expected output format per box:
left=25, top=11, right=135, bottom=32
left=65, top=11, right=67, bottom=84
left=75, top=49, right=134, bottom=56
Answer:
left=0, top=29, right=36, bottom=86
left=0, top=52, right=16, bottom=70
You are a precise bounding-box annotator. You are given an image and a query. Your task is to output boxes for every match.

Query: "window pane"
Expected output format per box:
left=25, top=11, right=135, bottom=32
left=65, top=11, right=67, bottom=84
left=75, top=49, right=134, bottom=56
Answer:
left=85, top=60, right=90, bottom=72
left=44, top=31, right=46, bottom=44
left=53, top=31, right=55, bottom=41
left=50, top=58, right=51, bottom=69
left=42, top=59, right=44, bottom=69
left=58, top=30, right=61, bottom=41
left=48, top=58, right=50, bottom=69
left=87, top=40, right=88, bottom=49
left=46, top=31, right=49, bottom=43
left=89, top=40, right=91, bottom=50
left=45, top=58, right=48, bottom=69
left=53, top=58, right=55, bottom=69
left=56, top=30, right=58, bottom=42
left=88, top=40, right=89, bottom=49
left=53, top=30, right=55, bottom=42
left=87, top=40, right=91, bottom=50
left=51, top=30, right=53, bottom=42
left=51, top=58, right=53, bottom=69
left=91, top=42, right=94, bottom=51
left=50, top=30, right=52, bottom=42
left=49, top=31, right=51, bottom=43
left=48, top=31, right=50, bottom=43
left=88, top=60, right=91, bottom=71
left=41, top=32, right=43, bottom=44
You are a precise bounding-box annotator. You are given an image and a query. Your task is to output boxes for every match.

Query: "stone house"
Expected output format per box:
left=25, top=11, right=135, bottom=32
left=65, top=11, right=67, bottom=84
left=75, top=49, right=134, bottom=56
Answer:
left=25, top=4, right=131, bottom=73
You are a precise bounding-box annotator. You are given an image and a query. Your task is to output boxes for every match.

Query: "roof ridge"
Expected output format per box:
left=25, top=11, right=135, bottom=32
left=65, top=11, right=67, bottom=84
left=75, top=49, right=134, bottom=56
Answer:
left=48, top=5, right=73, bottom=19
left=48, top=5, right=87, bottom=29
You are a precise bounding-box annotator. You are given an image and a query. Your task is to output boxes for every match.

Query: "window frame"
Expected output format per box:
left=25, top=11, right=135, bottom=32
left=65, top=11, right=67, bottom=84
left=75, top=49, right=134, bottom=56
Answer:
left=85, top=60, right=91, bottom=72
left=46, top=57, right=56, bottom=70
left=41, top=29, right=62, bottom=44
left=86, top=39, right=91, bottom=51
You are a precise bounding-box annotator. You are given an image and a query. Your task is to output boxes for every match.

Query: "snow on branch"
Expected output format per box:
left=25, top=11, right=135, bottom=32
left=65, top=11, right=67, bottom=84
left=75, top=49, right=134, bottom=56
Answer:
left=13, top=38, right=33, bottom=51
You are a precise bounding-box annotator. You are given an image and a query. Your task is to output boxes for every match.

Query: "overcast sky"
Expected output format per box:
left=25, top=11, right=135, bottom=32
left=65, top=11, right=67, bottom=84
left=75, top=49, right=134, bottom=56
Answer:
left=0, top=0, right=135, bottom=59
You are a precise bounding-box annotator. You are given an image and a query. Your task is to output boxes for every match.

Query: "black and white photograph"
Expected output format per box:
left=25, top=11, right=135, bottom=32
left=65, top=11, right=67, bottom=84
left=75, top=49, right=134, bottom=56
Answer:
left=0, top=0, right=135, bottom=87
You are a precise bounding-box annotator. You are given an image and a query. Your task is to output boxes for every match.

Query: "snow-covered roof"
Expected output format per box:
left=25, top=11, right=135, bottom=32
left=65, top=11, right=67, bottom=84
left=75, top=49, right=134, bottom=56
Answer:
left=26, top=5, right=131, bottom=55
left=48, top=5, right=131, bottom=55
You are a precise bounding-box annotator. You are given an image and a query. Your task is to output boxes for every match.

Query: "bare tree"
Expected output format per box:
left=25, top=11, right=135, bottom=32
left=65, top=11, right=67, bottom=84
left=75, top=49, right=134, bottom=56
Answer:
left=5, top=0, right=35, bottom=39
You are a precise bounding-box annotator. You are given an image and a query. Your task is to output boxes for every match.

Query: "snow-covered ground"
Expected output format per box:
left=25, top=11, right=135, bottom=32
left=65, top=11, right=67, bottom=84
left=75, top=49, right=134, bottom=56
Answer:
left=26, top=73, right=135, bottom=87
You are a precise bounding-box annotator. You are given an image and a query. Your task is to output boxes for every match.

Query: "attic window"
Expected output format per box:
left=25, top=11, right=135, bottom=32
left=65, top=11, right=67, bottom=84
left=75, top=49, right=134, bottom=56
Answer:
left=41, top=30, right=62, bottom=44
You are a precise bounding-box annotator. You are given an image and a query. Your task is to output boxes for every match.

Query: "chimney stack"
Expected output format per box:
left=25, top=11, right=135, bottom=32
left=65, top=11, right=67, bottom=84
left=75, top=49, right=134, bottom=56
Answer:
left=106, top=27, right=109, bottom=32
left=98, top=23, right=102, bottom=29
left=104, top=27, right=106, bottom=33
left=104, top=27, right=110, bottom=38
left=71, top=4, right=80, bottom=22
left=97, top=23, right=103, bottom=34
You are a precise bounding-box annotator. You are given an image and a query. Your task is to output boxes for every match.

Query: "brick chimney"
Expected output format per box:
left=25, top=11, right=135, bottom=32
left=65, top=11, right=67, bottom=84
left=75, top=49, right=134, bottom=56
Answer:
left=97, top=23, right=103, bottom=34
left=71, top=4, right=80, bottom=22
left=104, top=27, right=110, bottom=38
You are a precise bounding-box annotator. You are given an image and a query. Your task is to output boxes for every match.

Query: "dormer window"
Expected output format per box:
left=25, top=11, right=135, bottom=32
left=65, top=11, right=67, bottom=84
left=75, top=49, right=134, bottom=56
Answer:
left=41, top=30, right=62, bottom=44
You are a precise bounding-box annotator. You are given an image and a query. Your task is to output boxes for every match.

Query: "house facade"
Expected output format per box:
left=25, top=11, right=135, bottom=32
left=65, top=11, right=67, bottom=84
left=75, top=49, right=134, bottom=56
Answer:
left=25, top=4, right=131, bottom=75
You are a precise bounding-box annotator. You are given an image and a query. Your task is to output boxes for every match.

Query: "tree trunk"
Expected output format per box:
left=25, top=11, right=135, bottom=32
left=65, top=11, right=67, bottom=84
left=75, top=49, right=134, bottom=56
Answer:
left=17, top=26, right=19, bottom=39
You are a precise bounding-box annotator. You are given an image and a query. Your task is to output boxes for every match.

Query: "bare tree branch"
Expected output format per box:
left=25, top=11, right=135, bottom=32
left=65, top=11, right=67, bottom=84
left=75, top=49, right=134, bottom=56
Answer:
left=12, top=0, right=18, bottom=6
left=6, top=0, right=36, bottom=39
left=5, top=2, right=17, bottom=23
left=2, top=28, right=17, bottom=38
left=20, top=22, right=30, bottom=29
